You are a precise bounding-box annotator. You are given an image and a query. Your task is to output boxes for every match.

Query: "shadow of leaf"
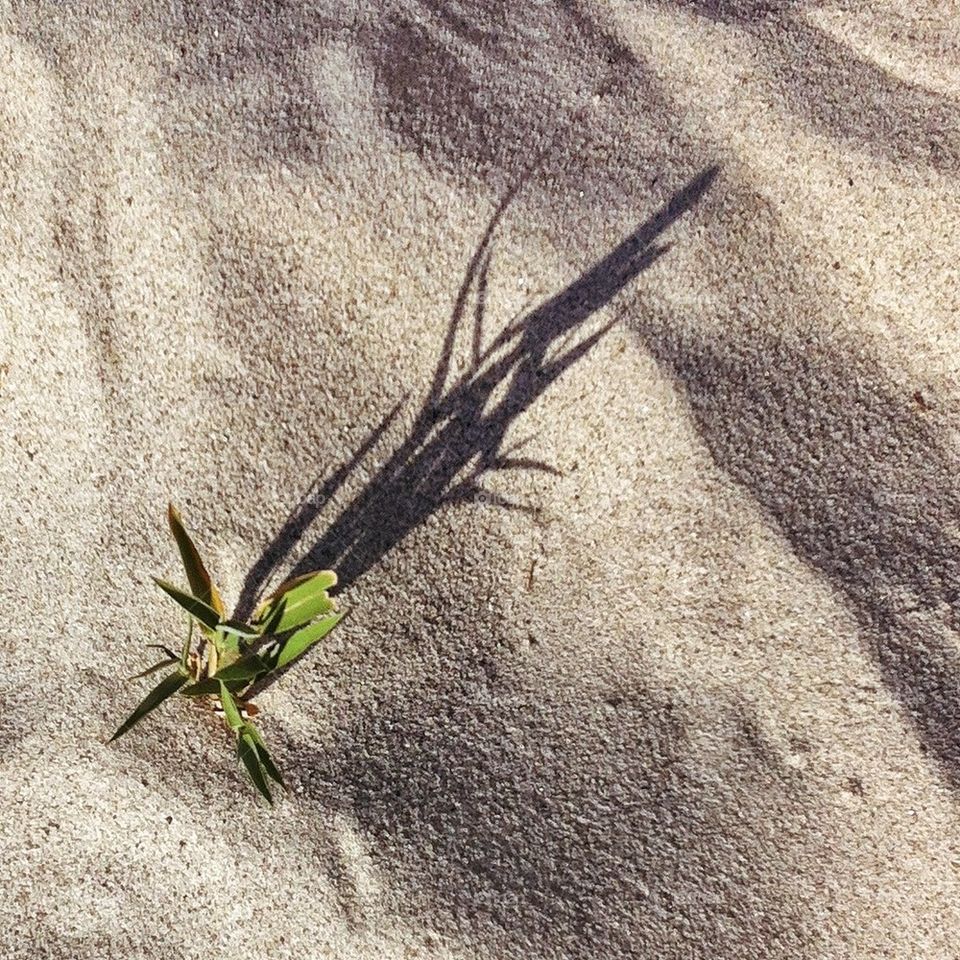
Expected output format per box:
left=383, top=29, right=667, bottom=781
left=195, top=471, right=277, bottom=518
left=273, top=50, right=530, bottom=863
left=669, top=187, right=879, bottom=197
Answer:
left=238, top=165, right=719, bottom=625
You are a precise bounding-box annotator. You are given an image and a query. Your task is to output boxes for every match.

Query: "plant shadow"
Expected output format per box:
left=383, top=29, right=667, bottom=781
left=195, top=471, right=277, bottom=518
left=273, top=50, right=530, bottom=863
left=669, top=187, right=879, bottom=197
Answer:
left=222, top=163, right=835, bottom=958
left=236, top=164, right=719, bottom=652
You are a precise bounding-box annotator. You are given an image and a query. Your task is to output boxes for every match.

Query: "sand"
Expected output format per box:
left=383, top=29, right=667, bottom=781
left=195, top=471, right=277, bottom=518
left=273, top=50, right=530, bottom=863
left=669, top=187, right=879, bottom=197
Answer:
left=2, top=0, right=960, bottom=957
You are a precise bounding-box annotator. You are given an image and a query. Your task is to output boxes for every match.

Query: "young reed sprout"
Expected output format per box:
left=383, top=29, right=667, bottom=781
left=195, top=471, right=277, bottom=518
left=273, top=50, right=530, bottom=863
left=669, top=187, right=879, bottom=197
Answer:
left=110, top=504, right=345, bottom=804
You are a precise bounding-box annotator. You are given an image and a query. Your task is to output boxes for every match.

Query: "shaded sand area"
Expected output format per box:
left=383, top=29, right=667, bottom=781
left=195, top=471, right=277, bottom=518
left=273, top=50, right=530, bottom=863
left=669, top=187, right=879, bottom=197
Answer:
left=2, top=1, right=960, bottom=957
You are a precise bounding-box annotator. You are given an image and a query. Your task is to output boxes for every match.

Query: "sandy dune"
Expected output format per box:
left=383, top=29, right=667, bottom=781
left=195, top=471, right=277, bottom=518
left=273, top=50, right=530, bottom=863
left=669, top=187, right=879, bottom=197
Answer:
left=2, top=1, right=960, bottom=957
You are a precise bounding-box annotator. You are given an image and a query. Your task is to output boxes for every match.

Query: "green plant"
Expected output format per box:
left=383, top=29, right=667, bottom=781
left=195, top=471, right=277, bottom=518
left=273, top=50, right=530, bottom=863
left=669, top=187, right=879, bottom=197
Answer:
left=110, top=504, right=345, bottom=804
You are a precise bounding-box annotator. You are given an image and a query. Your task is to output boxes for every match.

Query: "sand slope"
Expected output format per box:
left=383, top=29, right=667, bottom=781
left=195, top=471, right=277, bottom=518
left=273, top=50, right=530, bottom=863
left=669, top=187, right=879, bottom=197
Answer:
left=2, top=1, right=960, bottom=957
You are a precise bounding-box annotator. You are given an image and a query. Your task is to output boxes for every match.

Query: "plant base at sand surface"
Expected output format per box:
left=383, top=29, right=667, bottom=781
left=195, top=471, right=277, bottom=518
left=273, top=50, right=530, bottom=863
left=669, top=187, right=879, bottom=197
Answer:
left=110, top=504, right=345, bottom=804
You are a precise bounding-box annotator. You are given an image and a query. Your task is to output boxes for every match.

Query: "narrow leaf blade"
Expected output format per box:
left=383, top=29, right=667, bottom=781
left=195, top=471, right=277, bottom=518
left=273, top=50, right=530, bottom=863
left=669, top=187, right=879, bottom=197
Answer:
left=153, top=578, right=221, bottom=631
left=145, top=643, right=179, bottom=660
left=180, top=618, right=193, bottom=671
left=167, top=504, right=225, bottom=617
left=128, top=658, right=177, bottom=681
left=238, top=732, right=272, bottom=804
left=218, top=619, right=260, bottom=640
left=218, top=682, right=244, bottom=730
left=244, top=724, right=285, bottom=787
left=110, top=671, right=187, bottom=741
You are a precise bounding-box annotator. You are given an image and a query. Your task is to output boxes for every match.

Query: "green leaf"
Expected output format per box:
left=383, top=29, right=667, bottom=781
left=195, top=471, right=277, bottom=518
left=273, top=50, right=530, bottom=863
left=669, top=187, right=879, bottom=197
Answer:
left=167, top=504, right=225, bottom=617
left=242, top=723, right=285, bottom=787
left=253, top=570, right=337, bottom=634
left=214, top=653, right=268, bottom=683
left=128, top=658, right=177, bottom=680
left=212, top=623, right=255, bottom=665
left=110, top=670, right=187, bottom=741
left=218, top=682, right=244, bottom=730
left=179, top=679, right=219, bottom=696
left=272, top=611, right=345, bottom=671
left=180, top=617, right=194, bottom=671
left=218, top=619, right=260, bottom=640
left=238, top=731, right=272, bottom=804
left=213, top=630, right=241, bottom=658
left=153, top=578, right=221, bottom=631
left=181, top=677, right=247, bottom=696
left=180, top=652, right=266, bottom=696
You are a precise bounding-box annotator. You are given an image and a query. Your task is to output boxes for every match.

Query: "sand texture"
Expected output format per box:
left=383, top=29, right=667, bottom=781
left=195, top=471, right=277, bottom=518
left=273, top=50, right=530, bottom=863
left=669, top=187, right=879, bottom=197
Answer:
left=2, top=1, right=960, bottom=957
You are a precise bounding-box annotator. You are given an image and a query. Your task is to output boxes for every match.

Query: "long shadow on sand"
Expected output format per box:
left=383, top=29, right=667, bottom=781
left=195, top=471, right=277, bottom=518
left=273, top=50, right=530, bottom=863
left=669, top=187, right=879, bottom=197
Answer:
left=236, top=165, right=719, bottom=633
left=254, top=166, right=826, bottom=960
left=200, top=164, right=831, bottom=958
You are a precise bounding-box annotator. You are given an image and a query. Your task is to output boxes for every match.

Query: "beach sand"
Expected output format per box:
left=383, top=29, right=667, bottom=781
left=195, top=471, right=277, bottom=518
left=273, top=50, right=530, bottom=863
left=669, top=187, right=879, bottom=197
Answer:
left=2, top=1, right=960, bottom=957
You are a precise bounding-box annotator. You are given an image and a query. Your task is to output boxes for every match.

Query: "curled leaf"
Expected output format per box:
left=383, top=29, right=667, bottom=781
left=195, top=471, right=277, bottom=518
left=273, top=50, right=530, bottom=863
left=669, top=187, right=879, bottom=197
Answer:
left=253, top=570, right=337, bottom=634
